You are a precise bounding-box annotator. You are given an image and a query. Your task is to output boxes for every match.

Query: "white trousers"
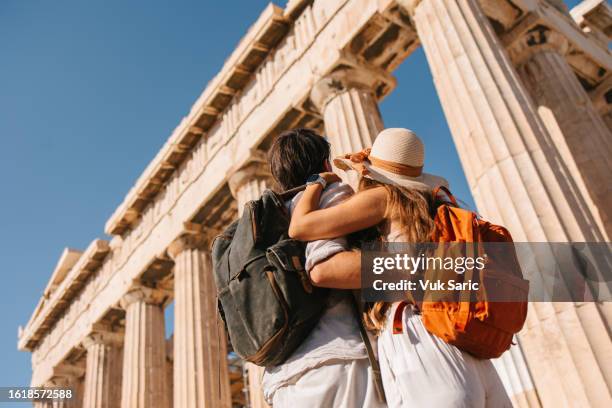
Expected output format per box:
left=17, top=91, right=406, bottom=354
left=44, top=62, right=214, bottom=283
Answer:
left=378, top=303, right=512, bottom=408
left=272, top=358, right=387, bottom=408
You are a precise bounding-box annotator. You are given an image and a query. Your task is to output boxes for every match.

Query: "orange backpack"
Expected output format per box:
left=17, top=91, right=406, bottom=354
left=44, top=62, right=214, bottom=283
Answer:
left=393, top=187, right=529, bottom=359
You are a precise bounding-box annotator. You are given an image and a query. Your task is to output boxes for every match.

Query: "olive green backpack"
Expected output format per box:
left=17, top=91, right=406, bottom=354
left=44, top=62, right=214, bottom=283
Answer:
left=211, top=187, right=329, bottom=366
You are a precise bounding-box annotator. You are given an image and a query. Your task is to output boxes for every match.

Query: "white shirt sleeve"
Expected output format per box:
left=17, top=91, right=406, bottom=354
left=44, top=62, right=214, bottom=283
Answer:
left=289, top=182, right=354, bottom=272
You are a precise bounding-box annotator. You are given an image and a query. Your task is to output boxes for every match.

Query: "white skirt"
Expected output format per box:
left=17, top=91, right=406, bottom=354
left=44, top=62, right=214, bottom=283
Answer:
left=377, top=303, right=512, bottom=408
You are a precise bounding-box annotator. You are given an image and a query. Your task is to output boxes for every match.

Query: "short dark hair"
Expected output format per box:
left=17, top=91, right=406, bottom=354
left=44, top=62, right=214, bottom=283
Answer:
left=268, top=128, right=330, bottom=191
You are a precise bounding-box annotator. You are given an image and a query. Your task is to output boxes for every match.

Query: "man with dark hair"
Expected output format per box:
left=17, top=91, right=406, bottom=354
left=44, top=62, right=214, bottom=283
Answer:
left=262, top=128, right=385, bottom=407
left=268, top=128, right=331, bottom=191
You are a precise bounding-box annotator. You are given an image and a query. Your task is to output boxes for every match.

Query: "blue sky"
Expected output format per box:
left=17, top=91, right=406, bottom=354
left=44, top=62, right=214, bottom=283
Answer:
left=0, top=0, right=581, bottom=390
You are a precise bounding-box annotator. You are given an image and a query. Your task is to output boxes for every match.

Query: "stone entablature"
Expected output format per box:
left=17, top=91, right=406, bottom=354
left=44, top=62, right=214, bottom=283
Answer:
left=104, top=4, right=289, bottom=236
left=104, top=0, right=421, bottom=236
left=571, top=0, right=612, bottom=48
left=43, top=249, right=83, bottom=299
left=500, top=0, right=612, bottom=86
left=20, top=240, right=109, bottom=351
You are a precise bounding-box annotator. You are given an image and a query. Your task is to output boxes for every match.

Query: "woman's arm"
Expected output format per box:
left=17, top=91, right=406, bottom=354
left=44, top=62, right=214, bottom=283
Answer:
left=289, top=180, right=388, bottom=241
left=309, top=250, right=361, bottom=289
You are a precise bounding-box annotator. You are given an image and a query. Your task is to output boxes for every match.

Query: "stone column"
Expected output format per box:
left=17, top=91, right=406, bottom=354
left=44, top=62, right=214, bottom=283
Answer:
left=507, top=30, right=612, bottom=405
left=229, top=157, right=274, bottom=408
left=508, top=26, right=612, bottom=239
left=492, top=342, right=540, bottom=408
left=119, top=286, right=169, bottom=408
left=310, top=65, right=386, bottom=159
left=165, top=337, right=173, bottom=408
left=82, top=330, right=123, bottom=408
left=48, top=378, right=82, bottom=408
left=45, top=364, right=85, bottom=408
left=168, top=233, right=231, bottom=408
left=399, top=0, right=611, bottom=406
left=228, top=151, right=274, bottom=206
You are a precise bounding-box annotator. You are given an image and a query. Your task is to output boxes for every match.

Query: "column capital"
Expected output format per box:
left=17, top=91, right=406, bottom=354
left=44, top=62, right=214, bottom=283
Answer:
left=227, top=150, right=273, bottom=198
left=507, top=26, right=569, bottom=66
left=119, top=285, right=169, bottom=309
left=590, top=76, right=612, bottom=114
left=167, top=232, right=211, bottom=259
left=310, top=57, right=395, bottom=112
left=82, top=328, right=124, bottom=349
left=47, top=362, right=86, bottom=385
left=396, top=0, right=421, bottom=17
left=120, top=283, right=168, bottom=408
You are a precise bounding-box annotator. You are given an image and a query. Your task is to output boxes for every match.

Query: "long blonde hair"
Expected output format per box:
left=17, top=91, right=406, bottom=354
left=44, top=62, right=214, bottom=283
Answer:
left=359, top=178, right=440, bottom=333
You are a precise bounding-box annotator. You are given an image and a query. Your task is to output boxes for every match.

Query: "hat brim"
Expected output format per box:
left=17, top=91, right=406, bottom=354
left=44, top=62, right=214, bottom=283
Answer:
left=334, top=156, right=448, bottom=191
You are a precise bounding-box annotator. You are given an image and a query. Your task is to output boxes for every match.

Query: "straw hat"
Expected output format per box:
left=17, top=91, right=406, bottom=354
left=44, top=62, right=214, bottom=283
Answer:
left=333, top=128, right=448, bottom=191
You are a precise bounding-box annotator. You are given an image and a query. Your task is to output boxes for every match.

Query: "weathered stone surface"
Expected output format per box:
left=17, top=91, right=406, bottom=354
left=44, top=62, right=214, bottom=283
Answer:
left=509, top=26, right=612, bottom=240
left=402, top=0, right=612, bottom=406
left=82, top=331, right=123, bottom=408
left=119, top=287, right=169, bottom=408
left=509, top=22, right=612, bottom=408
left=44, top=364, right=85, bottom=408
left=571, top=0, right=612, bottom=48
left=311, top=63, right=387, bottom=159
left=246, top=365, right=269, bottom=408
left=228, top=151, right=275, bottom=206
left=169, top=237, right=231, bottom=408
left=491, top=343, right=540, bottom=408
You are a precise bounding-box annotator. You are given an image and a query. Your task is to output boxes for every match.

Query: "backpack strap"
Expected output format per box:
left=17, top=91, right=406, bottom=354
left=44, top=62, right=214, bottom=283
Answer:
left=279, top=184, right=307, bottom=201
left=350, top=292, right=387, bottom=404
left=456, top=243, right=476, bottom=331
left=392, top=301, right=408, bottom=334
left=456, top=232, right=483, bottom=331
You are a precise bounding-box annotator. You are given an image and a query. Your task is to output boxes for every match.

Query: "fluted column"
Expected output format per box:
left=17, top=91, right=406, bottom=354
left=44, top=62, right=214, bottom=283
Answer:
left=48, top=378, right=82, bottom=408
left=45, top=364, right=85, bottom=408
left=165, top=337, right=173, bottom=408
left=400, top=0, right=611, bottom=406
left=492, top=342, right=540, bottom=408
left=119, top=286, right=169, bottom=408
left=229, top=158, right=274, bottom=408
left=508, top=27, right=612, bottom=239
left=310, top=65, right=386, bottom=159
left=168, top=233, right=231, bottom=408
left=82, top=330, right=123, bottom=408
left=507, top=28, right=612, bottom=406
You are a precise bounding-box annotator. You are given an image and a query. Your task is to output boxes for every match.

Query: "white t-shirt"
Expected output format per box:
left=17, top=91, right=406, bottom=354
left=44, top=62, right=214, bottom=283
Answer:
left=262, top=182, right=367, bottom=402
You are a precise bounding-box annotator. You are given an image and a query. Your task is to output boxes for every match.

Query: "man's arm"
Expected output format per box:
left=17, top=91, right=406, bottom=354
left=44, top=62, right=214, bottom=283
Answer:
left=298, top=181, right=362, bottom=289
left=309, top=250, right=361, bottom=289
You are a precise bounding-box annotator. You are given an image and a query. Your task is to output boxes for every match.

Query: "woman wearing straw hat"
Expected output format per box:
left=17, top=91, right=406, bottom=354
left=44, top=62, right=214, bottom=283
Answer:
left=289, top=128, right=511, bottom=408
